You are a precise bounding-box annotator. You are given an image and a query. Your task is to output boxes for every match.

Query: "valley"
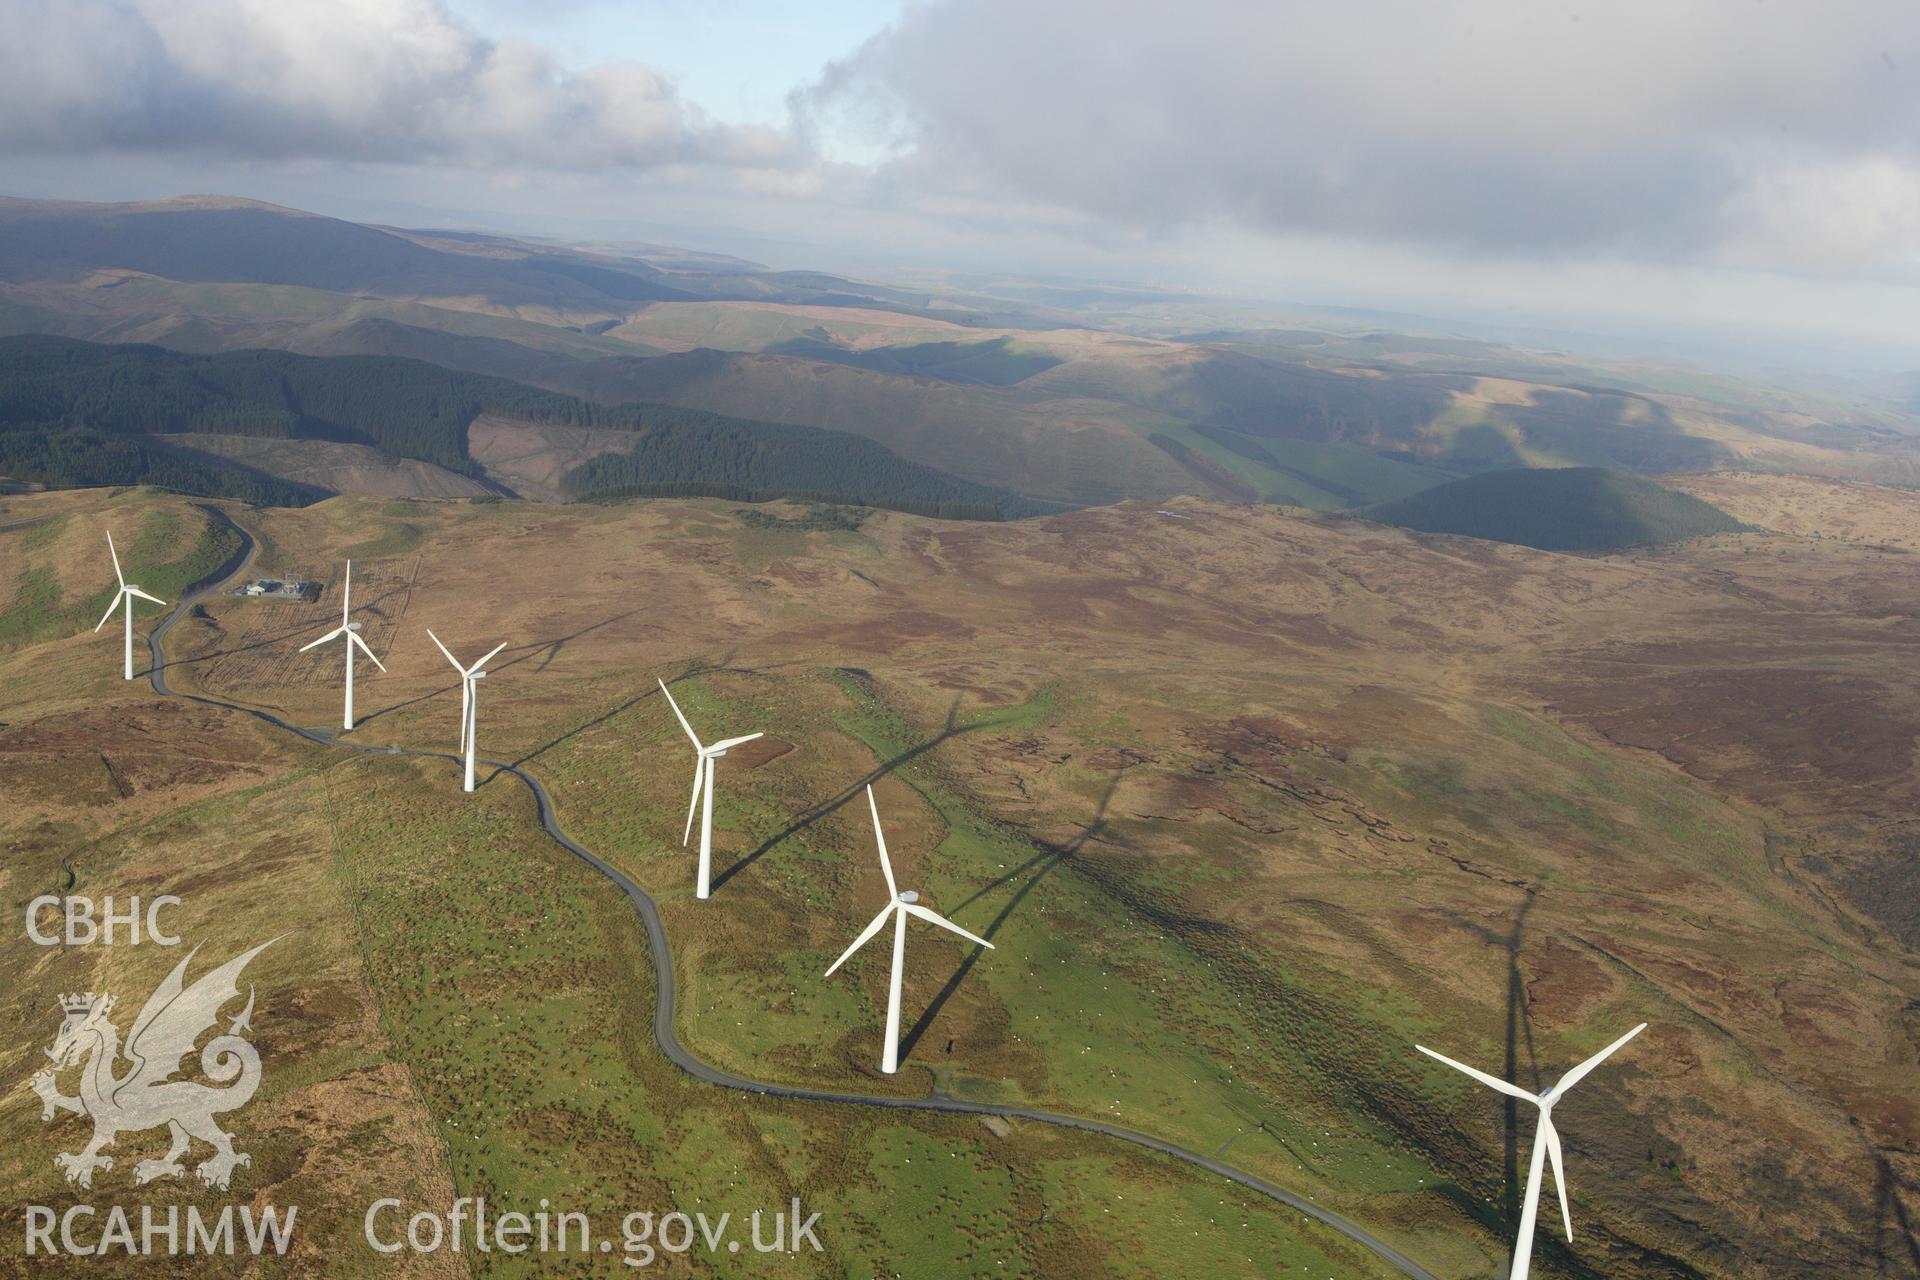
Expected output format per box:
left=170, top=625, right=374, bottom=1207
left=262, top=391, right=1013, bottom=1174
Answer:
left=4, top=478, right=1915, bottom=1275
left=9, top=197, right=1920, bottom=517
left=7, top=7, right=1919, bottom=1276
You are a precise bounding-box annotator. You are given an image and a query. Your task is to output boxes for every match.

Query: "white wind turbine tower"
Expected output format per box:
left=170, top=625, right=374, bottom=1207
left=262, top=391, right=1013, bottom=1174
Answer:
left=658, top=678, right=763, bottom=899
left=429, top=630, right=508, bottom=792
left=298, top=561, right=385, bottom=731
left=1416, top=1022, right=1647, bottom=1280
left=93, top=531, right=167, bottom=681
left=826, top=785, right=995, bottom=1074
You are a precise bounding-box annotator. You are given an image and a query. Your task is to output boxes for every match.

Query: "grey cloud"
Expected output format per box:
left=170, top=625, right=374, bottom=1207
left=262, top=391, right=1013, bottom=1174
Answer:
left=807, top=0, right=1920, bottom=267
left=0, top=0, right=802, bottom=171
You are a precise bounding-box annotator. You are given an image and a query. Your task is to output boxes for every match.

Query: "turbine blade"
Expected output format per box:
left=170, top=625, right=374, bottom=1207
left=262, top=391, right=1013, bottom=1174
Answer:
left=682, top=757, right=704, bottom=846
left=1414, top=1044, right=1541, bottom=1104
left=126, top=587, right=167, bottom=606
left=867, top=785, right=897, bottom=899
left=299, top=627, right=346, bottom=653
left=469, top=640, right=509, bottom=674
left=106, top=530, right=124, bottom=587
left=825, top=905, right=896, bottom=977
left=1542, top=1114, right=1574, bottom=1241
left=706, top=732, right=764, bottom=754
left=658, top=679, right=704, bottom=750
left=902, top=901, right=994, bottom=950
left=1551, top=1022, right=1647, bottom=1096
left=94, top=589, right=125, bottom=632
left=342, top=560, right=352, bottom=625
left=426, top=628, right=464, bottom=672
left=348, top=627, right=386, bottom=672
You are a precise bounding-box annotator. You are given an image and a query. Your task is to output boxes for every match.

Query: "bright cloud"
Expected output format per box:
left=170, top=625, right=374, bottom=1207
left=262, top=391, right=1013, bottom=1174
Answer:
left=0, top=0, right=802, bottom=170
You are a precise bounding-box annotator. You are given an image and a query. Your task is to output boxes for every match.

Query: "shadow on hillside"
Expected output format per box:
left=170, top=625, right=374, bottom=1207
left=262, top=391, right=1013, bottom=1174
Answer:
left=154, top=618, right=329, bottom=672
left=157, top=573, right=422, bottom=675
left=352, top=609, right=640, bottom=734
left=710, top=695, right=976, bottom=892
left=461, top=649, right=806, bottom=789
left=501, top=650, right=791, bottom=776
left=896, top=776, right=1118, bottom=1067
left=1876, top=1147, right=1920, bottom=1275
left=495, top=606, right=641, bottom=678
left=1463, top=888, right=1541, bottom=1231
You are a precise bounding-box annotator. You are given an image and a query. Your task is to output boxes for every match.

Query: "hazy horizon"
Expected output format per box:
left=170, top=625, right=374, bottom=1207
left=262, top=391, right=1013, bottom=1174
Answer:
left=4, top=1, right=1919, bottom=368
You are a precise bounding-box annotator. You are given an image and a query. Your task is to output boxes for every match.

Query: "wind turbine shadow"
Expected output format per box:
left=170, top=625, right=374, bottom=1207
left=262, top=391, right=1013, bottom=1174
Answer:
left=155, top=578, right=436, bottom=678
left=489, top=608, right=641, bottom=679
left=352, top=609, right=642, bottom=731
left=476, top=650, right=785, bottom=786
left=710, top=694, right=977, bottom=893
left=153, top=618, right=329, bottom=672
left=1464, top=889, right=1541, bottom=1233
left=1874, top=1147, right=1920, bottom=1275
left=504, top=687, right=651, bottom=773
left=896, top=776, right=1119, bottom=1066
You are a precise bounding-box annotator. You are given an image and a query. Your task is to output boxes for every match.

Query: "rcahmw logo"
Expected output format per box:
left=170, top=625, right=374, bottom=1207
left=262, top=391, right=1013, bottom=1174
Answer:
left=23, top=937, right=298, bottom=1260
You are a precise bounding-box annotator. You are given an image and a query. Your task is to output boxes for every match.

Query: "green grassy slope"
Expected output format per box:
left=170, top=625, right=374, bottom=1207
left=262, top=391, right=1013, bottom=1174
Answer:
left=1359, top=467, right=1748, bottom=551
left=0, top=501, right=242, bottom=650
left=1178, top=423, right=1458, bottom=507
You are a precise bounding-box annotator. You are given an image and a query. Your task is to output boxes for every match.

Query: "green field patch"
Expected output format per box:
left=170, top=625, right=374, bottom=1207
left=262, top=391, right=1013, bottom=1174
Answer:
left=340, top=519, right=425, bottom=560
left=0, top=502, right=241, bottom=651
left=1152, top=422, right=1452, bottom=509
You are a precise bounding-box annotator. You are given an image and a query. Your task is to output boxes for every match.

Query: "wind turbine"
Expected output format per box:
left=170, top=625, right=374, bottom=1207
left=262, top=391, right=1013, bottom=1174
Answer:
left=825, top=785, right=994, bottom=1074
left=93, top=531, right=167, bottom=681
left=298, top=561, right=384, bottom=731
left=658, top=678, right=763, bottom=900
left=1416, top=1022, right=1647, bottom=1280
left=428, top=630, right=508, bottom=792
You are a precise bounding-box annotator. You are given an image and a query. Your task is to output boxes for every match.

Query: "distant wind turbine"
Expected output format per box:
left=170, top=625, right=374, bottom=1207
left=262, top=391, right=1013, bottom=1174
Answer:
left=298, top=561, right=384, bottom=730
left=93, top=531, right=167, bottom=681
left=657, top=678, right=763, bottom=899
left=1416, top=1022, right=1647, bottom=1280
left=429, top=630, right=508, bottom=792
left=826, top=785, right=994, bottom=1074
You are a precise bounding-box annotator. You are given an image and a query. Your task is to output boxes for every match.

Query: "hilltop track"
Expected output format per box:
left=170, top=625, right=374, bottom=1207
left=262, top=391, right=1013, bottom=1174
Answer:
left=145, top=504, right=1441, bottom=1280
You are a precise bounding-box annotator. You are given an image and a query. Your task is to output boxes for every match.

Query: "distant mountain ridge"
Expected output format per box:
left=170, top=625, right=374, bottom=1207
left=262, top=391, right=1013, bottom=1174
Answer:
left=5, top=193, right=1919, bottom=507
left=0, top=195, right=694, bottom=310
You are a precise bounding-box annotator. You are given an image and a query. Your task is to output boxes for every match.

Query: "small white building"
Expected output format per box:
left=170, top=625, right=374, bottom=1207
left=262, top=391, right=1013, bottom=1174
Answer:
left=239, top=579, right=317, bottom=601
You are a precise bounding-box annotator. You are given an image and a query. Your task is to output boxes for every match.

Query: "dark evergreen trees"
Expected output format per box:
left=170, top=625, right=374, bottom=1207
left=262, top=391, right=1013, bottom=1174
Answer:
left=0, top=335, right=1060, bottom=518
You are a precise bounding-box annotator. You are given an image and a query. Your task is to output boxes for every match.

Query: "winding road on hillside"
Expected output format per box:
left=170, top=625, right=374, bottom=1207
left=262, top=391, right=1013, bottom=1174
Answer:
left=145, top=504, right=1442, bottom=1280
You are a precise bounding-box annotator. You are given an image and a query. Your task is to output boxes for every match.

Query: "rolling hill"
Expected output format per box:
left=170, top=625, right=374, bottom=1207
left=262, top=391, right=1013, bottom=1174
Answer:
left=0, top=194, right=685, bottom=308
left=0, top=335, right=1057, bottom=518
left=14, top=196, right=1915, bottom=513
left=3, top=477, right=1913, bottom=1275
left=1360, top=466, right=1749, bottom=550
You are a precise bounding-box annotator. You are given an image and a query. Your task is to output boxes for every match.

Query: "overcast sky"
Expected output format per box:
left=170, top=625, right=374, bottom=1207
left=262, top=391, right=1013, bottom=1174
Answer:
left=3, top=0, right=1918, bottom=357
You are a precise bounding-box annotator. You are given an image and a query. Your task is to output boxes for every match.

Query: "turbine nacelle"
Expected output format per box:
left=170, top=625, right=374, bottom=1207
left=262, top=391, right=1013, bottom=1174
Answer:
left=94, top=531, right=169, bottom=680
left=823, top=786, right=995, bottom=1073
left=657, top=679, right=764, bottom=899
left=428, top=630, right=507, bottom=793
left=300, top=561, right=386, bottom=731
left=699, top=732, right=763, bottom=760
left=1415, top=1022, right=1646, bottom=1275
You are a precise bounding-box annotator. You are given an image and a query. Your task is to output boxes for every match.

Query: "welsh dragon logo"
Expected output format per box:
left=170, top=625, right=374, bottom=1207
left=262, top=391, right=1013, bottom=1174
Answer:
left=30, top=939, right=276, bottom=1191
